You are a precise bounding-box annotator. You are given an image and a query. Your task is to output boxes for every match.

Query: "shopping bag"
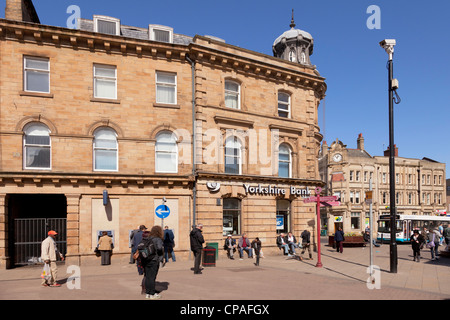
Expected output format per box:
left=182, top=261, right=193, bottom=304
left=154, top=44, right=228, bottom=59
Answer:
left=41, top=263, right=51, bottom=281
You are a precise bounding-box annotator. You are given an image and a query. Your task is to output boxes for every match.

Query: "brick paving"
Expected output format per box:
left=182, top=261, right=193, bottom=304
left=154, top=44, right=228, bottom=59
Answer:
left=0, top=239, right=449, bottom=301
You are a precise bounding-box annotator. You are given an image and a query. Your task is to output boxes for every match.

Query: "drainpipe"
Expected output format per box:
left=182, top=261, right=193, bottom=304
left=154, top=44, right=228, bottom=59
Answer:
left=185, top=54, right=197, bottom=229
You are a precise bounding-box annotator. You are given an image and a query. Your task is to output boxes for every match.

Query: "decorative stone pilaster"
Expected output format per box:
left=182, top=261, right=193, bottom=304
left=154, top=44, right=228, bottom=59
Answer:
left=65, top=194, right=81, bottom=266
left=0, top=194, right=9, bottom=270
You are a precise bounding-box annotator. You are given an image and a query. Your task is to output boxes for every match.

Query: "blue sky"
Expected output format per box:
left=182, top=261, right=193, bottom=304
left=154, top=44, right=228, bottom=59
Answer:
left=2, top=0, right=450, bottom=177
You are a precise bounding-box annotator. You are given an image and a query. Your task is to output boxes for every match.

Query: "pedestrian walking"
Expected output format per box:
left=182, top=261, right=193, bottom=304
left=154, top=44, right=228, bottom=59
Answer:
left=129, top=226, right=140, bottom=264
left=139, top=226, right=164, bottom=300
left=40, top=230, right=64, bottom=287
left=190, top=223, right=205, bottom=274
left=300, top=229, right=312, bottom=260
left=251, top=237, right=262, bottom=266
left=132, top=225, right=147, bottom=275
left=411, top=229, right=425, bottom=262
left=334, top=227, right=345, bottom=253
left=426, top=227, right=441, bottom=261
left=163, top=226, right=176, bottom=263
left=444, top=224, right=450, bottom=248
left=97, top=231, right=114, bottom=265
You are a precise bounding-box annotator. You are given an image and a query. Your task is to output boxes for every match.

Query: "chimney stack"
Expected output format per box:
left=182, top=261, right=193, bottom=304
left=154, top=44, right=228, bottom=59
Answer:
left=384, top=145, right=398, bottom=157
left=357, top=133, right=364, bottom=151
left=5, top=0, right=40, bottom=23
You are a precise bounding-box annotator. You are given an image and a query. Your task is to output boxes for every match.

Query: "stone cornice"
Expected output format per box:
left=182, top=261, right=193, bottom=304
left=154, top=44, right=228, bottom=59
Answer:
left=190, top=36, right=327, bottom=98
left=0, top=171, right=194, bottom=188
left=0, top=19, right=189, bottom=60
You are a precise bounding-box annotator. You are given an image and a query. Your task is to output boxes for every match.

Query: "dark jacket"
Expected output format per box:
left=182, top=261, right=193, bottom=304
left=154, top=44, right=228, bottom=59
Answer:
left=334, top=230, right=345, bottom=242
left=223, top=238, right=236, bottom=250
left=276, top=235, right=287, bottom=247
left=163, top=229, right=175, bottom=247
left=139, top=236, right=164, bottom=262
left=132, top=230, right=143, bottom=254
left=190, top=227, right=204, bottom=251
left=411, top=233, right=424, bottom=250
left=252, top=239, right=261, bottom=255
left=301, top=230, right=311, bottom=244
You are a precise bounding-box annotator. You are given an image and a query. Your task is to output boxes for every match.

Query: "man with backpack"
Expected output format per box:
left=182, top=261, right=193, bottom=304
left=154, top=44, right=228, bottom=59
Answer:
left=137, top=226, right=164, bottom=300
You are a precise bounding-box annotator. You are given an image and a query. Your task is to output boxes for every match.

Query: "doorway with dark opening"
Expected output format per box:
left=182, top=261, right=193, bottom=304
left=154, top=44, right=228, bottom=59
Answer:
left=7, top=194, right=67, bottom=268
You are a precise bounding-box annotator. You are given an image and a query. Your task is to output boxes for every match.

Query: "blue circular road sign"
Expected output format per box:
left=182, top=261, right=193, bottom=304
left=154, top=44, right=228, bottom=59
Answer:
left=155, top=205, right=170, bottom=219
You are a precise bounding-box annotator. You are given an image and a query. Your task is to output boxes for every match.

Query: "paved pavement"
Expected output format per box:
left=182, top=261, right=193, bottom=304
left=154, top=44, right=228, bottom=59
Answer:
left=1, top=239, right=449, bottom=303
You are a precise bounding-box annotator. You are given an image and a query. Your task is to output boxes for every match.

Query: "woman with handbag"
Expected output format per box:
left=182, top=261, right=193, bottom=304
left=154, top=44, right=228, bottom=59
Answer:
left=97, top=231, right=114, bottom=265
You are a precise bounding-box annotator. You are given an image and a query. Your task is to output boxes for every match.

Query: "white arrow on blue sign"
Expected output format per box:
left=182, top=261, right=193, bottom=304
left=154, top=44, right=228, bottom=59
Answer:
left=155, top=205, right=170, bottom=219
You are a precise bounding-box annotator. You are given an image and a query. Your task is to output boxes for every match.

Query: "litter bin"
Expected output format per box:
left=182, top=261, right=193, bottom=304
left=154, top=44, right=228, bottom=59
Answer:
left=203, top=246, right=216, bottom=267
left=206, top=242, right=219, bottom=260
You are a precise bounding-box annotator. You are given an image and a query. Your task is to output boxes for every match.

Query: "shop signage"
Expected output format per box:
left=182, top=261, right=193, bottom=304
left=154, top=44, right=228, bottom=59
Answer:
left=243, top=183, right=311, bottom=198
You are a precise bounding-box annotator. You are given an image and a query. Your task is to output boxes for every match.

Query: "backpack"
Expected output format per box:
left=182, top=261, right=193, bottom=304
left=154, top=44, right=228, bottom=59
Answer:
left=137, top=238, right=156, bottom=261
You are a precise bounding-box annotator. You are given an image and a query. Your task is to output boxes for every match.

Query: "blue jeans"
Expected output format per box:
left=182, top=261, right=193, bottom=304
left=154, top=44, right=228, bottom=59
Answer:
left=430, top=245, right=439, bottom=259
left=279, top=244, right=289, bottom=254
left=239, top=247, right=252, bottom=258
left=164, top=246, right=176, bottom=262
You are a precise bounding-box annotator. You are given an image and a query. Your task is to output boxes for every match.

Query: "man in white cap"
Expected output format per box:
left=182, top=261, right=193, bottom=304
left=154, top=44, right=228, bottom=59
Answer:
left=41, top=230, right=64, bottom=287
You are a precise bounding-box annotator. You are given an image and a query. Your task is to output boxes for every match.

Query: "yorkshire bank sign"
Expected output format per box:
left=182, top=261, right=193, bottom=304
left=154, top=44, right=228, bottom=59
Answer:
left=243, top=184, right=312, bottom=198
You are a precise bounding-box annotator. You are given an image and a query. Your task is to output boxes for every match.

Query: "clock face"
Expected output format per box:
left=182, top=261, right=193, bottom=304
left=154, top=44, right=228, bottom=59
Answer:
left=333, top=154, right=343, bottom=162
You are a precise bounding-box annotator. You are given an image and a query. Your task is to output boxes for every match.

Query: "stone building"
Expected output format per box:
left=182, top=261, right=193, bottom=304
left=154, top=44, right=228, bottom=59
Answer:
left=0, top=0, right=326, bottom=268
left=319, top=134, right=446, bottom=235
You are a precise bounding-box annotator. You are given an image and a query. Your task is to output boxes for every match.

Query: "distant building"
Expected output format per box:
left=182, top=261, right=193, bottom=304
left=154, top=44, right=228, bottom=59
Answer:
left=319, top=134, right=446, bottom=235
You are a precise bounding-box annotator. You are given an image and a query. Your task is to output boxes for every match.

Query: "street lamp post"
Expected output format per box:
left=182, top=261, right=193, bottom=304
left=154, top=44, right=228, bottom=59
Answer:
left=380, top=39, right=398, bottom=273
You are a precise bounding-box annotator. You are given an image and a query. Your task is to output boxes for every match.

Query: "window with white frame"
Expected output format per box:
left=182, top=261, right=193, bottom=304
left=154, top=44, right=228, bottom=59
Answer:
left=278, top=143, right=292, bottom=178
left=225, top=136, right=242, bottom=174
left=24, top=57, right=50, bottom=93
left=94, top=15, right=120, bottom=36
left=155, top=131, right=178, bottom=173
left=156, top=72, right=177, bottom=104
left=93, top=128, right=118, bottom=171
left=278, top=92, right=290, bottom=118
left=351, top=212, right=360, bottom=229
left=224, top=80, right=240, bottom=109
left=23, top=123, right=51, bottom=170
left=149, top=25, right=173, bottom=43
left=94, top=64, right=117, bottom=99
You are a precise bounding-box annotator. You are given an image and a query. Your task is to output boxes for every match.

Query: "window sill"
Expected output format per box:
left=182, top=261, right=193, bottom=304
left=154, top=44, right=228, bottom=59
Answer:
left=91, top=97, right=121, bottom=104
left=153, top=103, right=180, bottom=109
left=20, top=91, right=54, bottom=98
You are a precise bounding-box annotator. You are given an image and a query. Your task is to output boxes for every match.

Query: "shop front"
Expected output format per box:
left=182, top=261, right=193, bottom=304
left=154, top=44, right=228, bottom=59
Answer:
left=196, top=173, right=321, bottom=256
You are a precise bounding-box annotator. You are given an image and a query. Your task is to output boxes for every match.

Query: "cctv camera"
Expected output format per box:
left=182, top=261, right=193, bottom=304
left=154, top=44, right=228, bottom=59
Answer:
left=379, top=39, right=396, bottom=49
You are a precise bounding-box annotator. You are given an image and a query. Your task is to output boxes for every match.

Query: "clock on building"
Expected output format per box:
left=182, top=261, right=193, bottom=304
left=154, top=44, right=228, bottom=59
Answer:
left=333, top=153, right=343, bottom=162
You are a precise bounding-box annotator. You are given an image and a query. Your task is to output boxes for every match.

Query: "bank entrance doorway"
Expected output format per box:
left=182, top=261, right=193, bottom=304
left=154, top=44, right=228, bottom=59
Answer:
left=8, top=194, right=67, bottom=267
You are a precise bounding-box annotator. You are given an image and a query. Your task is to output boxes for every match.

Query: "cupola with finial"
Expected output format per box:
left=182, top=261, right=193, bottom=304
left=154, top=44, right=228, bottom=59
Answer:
left=273, top=9, right=314, bottom=66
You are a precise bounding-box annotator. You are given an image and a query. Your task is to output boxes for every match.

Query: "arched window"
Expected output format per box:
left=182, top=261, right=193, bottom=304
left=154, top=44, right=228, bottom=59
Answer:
left=93, top=128, right=118, bottom=171
left=225, top=136, right=242, bottom=174
left=278, top=92, right=291, bottom=118
left=224, top=80, right=240, bottom=109
left=23, top=123, right=51, bottom=169
left=278, top=144, right=292, bottom=178
left=155, top=131, right=178, bottom=173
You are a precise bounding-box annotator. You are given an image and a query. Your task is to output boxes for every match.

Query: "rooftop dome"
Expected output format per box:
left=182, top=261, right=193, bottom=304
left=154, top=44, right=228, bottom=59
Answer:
left=272, top=10, right=315, bottom=65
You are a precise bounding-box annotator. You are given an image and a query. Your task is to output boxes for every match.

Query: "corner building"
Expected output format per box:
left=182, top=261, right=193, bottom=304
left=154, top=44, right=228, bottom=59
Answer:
left=0, top=1, right=326, bottom=268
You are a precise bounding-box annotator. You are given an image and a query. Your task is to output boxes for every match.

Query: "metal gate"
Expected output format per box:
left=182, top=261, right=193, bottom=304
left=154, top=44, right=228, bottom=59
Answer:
left=14, top=218, right=67, bottom=265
